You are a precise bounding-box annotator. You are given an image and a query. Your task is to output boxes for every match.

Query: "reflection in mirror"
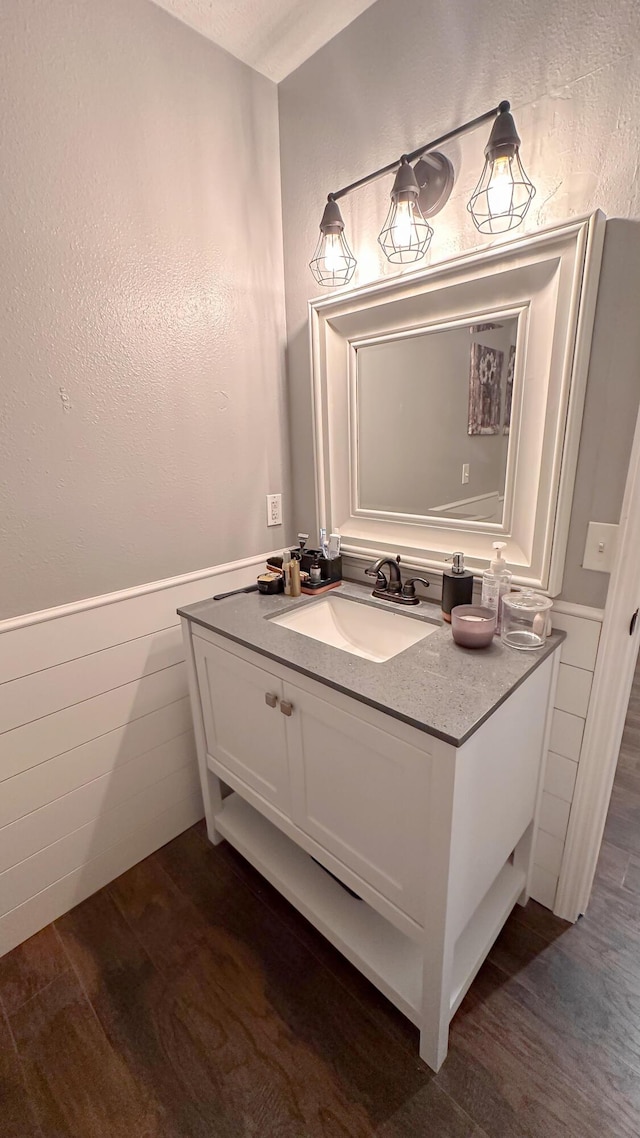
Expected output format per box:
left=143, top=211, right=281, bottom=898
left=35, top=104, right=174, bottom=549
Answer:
left=356, top=316, right=519, bottom=524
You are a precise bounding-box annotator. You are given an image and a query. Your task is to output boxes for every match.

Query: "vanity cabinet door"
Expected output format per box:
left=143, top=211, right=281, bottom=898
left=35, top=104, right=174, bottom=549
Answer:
left=283, top=681, right=431, bottom=923
left=193, top=637, right=291, bottom=815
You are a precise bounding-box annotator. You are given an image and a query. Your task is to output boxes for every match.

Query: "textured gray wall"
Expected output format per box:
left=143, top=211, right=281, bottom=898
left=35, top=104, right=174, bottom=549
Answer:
left=0, top=0, right=288, bottom=619
left=279, top=0, right=640, bottom=607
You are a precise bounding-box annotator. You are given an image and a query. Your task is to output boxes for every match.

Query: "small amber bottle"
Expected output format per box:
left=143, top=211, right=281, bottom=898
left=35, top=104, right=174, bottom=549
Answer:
left=289, top=559, right=302, bottom=598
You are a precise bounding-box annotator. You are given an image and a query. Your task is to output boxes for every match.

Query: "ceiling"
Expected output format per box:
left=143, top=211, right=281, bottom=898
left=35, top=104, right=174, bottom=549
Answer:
left=150, top=0, right=380, bottom=82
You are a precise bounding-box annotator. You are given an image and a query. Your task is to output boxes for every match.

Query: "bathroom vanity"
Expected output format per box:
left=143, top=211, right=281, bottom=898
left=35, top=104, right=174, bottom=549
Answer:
left=179, top=583, right=563, bottom=1071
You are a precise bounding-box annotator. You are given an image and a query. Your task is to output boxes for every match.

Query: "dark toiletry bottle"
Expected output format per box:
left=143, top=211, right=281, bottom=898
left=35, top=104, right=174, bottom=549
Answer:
left=441, top=552, right=474, bottom=623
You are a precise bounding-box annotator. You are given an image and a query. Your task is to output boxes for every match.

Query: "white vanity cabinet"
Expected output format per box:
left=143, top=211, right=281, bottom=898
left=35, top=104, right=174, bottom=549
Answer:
left=193, top=639, right=292, bottom=814
left=194, top=634, right=432, bottom=926
left=183, top=618, right=560, bottom=1072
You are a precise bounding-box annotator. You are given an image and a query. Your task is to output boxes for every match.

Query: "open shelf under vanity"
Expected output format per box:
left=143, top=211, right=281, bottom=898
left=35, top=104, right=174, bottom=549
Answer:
left=216, top=792, right=526, bottom=1028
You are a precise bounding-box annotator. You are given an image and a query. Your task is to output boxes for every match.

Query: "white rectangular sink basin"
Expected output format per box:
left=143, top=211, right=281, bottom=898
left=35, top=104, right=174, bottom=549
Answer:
left=270, top=594, right=437, bottom=662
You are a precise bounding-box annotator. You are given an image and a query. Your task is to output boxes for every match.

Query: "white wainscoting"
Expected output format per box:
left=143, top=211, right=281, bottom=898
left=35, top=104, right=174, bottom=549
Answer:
left=530, top=606, right=603, bottom=911
left=0, top=553, right=268, bottom=957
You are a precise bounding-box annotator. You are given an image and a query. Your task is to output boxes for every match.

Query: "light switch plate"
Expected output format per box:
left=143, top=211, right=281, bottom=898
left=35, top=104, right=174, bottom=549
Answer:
left=582, top=521, right=619, bottom=572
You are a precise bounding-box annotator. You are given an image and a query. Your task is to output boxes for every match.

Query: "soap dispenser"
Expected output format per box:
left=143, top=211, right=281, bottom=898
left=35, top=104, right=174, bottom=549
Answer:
left=441, top=552, right=474, bottom=623
left=481, top=542, right=513, bottom=633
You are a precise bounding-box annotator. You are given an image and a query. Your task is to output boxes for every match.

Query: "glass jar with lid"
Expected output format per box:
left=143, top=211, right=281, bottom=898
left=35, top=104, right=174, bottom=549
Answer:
left=501, top=589, right=553, bottom=650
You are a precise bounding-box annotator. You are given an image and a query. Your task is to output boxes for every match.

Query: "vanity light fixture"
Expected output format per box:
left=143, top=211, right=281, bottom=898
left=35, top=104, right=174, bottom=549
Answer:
left=467, top=101, right=535, bottom=233
left=377, top=158, right=433, bottom=263
left=310, top=100, right=535, bottom=286
left=309, top=198, right=357, bottom=286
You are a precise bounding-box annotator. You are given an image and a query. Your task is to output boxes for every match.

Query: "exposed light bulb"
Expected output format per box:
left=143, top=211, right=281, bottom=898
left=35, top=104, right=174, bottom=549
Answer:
left=467, top=104, right=535, bottom=234
left=378, top=160, right=433, bottom=264
left=391, top=200, right=417, bottom=249
left=309, top=198, right=356, bottom=286
left=321, top=232, right=349, bottom=276
left=486, top=155, right=514, bottom=217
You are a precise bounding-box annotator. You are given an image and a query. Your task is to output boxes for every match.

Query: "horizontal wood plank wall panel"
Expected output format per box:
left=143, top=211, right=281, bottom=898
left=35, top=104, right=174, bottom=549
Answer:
left=2, top=662, right=188, bottom=781
left=0, top=795, right=201, bottom=957
left=0, top=625, right=184, bottom=735
left=0, top=556, right=265, bottom=684
left=530, top=610, right=603, bottom=911
left=0, top=698, right=193, bottom=828
left=0, top=732, right=195, bottom=873
left=0, top=555, right=265, bottom=957
left=1, top=765, right=201, bottom=915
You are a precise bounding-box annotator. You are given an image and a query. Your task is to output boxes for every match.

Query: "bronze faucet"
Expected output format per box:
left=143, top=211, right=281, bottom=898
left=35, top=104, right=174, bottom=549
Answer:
left=365, top=555, right=430, bottom=606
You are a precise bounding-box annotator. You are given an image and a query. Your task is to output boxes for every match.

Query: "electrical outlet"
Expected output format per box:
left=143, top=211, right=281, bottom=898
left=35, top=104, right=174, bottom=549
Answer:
left=266, top=493, right=282, bottom=527
left=462, top=463, right=470, bottom=485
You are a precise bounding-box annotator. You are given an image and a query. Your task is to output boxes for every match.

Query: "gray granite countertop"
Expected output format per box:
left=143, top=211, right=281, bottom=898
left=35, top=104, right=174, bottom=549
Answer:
left=178, top=582, right=564, bottom=747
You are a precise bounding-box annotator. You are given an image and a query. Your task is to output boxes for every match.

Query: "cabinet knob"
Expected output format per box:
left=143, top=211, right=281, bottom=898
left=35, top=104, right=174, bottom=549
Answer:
left=265, top=692, right=278, bottom=708
left=280, top=699, right=293, bottom=717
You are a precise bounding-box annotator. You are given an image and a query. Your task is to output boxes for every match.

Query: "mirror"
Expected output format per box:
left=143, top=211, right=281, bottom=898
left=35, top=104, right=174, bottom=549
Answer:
left=310, top=213, right=605, bottom=593
left=356, top=316, right=519, bottom=523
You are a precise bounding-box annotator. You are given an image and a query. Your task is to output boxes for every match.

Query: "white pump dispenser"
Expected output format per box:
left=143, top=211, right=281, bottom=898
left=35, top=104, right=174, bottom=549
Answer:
left=481, top=542, right=513, bottom=633
left=490, top=542, right=508, bottom=573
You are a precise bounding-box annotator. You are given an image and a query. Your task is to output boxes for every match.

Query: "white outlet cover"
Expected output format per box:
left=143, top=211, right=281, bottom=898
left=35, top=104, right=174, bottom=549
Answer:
left=266, top=493, right=282, bottom=527
left=582, top=521, right=619, bottom=572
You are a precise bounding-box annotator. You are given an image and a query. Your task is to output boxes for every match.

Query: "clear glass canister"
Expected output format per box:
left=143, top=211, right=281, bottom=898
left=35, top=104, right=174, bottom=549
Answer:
left=501, top=589, right=553, bottom=650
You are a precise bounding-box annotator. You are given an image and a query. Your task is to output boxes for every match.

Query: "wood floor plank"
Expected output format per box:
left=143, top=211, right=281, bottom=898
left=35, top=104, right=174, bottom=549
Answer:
left=622, top=854, right=640, bottom=895
left=488, top=915, right=640, bottom=1077
left=505, top=897, right=570, bottom=945
left=603, top=783, right=640, bottom=855
left=112, top=843, right=414, bottom=1136
left=438, top=960, right=640, bottom=1138
left=0, top=924, right=68, bottom=1016
left=57, top=886, right=240, bottom=1138
left=593, top=839, right=630, bottom=889
left=109, top=831, right=485, bottom=1137
left=0, top=924, right=68, bottom=1024
left=9, top=969, right=155, bottom=1138
left=0, top=1008, right=42, bottom=1138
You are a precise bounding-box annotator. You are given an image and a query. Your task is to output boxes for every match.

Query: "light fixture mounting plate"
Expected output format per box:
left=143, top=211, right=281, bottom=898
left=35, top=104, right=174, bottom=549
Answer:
left=413, top=151, right=455, bottom=218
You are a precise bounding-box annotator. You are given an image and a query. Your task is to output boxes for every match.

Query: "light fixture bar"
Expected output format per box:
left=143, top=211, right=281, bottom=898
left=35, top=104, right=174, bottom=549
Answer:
left=328, top=102, right=508, bottom=203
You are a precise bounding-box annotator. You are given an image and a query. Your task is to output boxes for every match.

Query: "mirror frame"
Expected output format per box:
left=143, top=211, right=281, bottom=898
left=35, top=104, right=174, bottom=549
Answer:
left=309, top=212, right=605, bottom=594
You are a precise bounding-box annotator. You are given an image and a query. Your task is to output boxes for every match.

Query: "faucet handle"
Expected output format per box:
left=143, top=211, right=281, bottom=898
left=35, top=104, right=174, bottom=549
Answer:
left=402, top=577, right=430, bottom=599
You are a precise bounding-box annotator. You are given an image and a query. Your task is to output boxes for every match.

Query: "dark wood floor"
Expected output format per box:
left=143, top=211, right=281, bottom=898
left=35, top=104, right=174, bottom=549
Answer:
left=3, top=666, right=640, bottom=1138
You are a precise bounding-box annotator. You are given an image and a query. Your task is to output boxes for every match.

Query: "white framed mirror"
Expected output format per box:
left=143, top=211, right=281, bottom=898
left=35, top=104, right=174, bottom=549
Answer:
left=310, top=212, right=605, bottom=593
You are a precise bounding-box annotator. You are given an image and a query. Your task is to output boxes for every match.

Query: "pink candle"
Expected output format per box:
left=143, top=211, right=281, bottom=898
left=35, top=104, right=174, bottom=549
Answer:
left=451, top=605, right=496, bottom=648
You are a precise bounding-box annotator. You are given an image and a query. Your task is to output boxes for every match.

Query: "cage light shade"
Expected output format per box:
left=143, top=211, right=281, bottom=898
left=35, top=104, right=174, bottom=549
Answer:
left=309, top=198, right=356, bottom=286
left=378, top=160, right=433, bottom=264
left=467, top=106, right=535, bottom=234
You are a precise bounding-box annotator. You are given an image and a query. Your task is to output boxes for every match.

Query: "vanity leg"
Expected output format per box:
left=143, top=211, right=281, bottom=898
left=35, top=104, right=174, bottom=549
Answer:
left=418, top=744, right=456, bottom=1072
left=180, top=616, right=225, bottom=846
left=419, top=1000, right=450, bottom=1072
left=513, top=820, right=534, bottom=906
left=419, top=917, right=454, bottom=1071
left=202, top=772, right=225, bottom=846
